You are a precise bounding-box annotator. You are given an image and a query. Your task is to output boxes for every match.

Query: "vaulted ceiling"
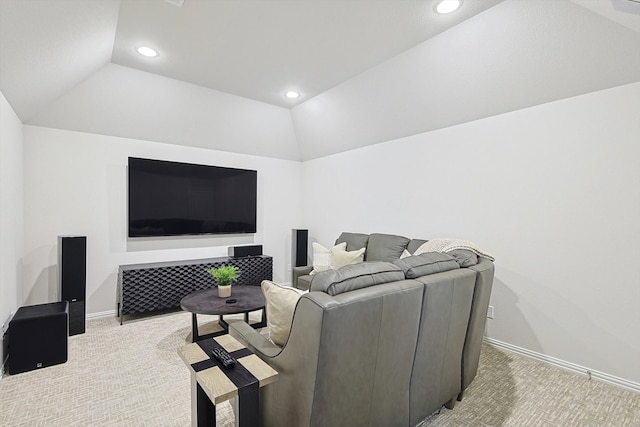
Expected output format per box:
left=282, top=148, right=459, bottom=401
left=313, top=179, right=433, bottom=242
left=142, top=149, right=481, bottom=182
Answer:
left=1, top=0, right=639, bottom=161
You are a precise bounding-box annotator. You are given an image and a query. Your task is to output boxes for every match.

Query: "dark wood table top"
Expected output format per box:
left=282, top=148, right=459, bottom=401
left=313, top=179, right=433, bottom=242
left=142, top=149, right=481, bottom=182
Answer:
left=180, top=286, right=265, bottom=316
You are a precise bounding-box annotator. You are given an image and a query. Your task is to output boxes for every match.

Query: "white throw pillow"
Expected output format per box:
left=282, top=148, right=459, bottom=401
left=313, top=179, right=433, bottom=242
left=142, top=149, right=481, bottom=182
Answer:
left=310, top=242, right=347, bottom=275
left=261, top=280, right=308, bottom=347
left=330, top=246, right=365, bottom=270
left=400, top=249, right=412, bottom=259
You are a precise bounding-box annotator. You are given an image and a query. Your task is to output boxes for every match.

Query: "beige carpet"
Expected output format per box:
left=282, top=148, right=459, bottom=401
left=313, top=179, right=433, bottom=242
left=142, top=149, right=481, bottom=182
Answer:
left=0, top=311, right=638, bottom=426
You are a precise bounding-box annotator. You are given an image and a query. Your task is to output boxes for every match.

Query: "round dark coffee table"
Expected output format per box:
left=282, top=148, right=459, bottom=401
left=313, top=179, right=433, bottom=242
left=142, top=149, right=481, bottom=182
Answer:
left=180, top=286, right=266, bottom=342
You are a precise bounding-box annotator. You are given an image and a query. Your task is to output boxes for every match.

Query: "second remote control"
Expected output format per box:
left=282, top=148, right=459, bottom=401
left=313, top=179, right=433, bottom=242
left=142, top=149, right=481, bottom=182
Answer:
left=212, top=347, right=236, bottom=369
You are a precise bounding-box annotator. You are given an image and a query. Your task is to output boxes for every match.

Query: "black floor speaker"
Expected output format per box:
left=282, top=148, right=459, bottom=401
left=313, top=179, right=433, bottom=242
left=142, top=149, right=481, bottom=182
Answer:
left=58, top=236, right=86, bottom=336
left=292, top=229, right=308, bottom=267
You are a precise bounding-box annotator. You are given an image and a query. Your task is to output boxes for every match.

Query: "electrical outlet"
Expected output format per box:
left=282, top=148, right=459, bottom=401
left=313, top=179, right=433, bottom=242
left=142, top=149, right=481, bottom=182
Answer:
left=487, top=305, right=494, bottom=319
left=287, top=263, right=292, bottom=272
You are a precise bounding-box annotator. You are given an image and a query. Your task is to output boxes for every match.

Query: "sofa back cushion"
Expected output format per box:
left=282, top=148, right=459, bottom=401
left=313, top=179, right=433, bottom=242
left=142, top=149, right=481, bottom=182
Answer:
left=366, top=233, right=410, bottom=262
left=406, top=238, right=429, bottom=255
left=335, top=232, right=369, bottom=252
left=310, top=261, right=405, bottom=296
left=393, top=252, right=459, bottom=279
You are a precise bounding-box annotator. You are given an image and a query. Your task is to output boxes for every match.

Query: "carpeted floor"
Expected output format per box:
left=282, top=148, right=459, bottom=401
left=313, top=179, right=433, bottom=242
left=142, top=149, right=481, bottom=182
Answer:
left=0, top=311, right=638, bottom=426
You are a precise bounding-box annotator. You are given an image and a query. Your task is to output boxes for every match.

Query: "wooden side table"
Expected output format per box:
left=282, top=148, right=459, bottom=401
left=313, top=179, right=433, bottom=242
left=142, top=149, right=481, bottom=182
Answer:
left=179, top=334, right=278, bottom=427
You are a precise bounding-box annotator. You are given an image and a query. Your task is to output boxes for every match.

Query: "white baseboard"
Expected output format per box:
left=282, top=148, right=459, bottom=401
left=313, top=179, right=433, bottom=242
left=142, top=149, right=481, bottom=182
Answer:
left=86, top=310, right=116, bottom=319
left=483, top=337, right=640, bottom=393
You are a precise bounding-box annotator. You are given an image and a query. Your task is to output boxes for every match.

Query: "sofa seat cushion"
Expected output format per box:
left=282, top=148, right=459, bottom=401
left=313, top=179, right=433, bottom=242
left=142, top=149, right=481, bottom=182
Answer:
left=393, top=252, right=459, bottom=279
left=262, top=280, right=307, bottom=346
left=310, top=261, right=405, bottom=296
left=366, top=233, right=410, bottom=262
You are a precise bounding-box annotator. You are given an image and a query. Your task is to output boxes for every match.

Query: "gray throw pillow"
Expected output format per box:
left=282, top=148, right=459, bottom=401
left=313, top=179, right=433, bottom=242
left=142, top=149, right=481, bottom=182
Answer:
left=310, top=262, right=405, bottom=296
left=393, top=252, right=459, bottom=279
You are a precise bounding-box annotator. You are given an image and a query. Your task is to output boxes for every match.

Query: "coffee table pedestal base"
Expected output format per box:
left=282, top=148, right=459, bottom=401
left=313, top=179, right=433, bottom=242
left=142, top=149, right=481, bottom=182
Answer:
left=191, top=311, right=267, bottom=343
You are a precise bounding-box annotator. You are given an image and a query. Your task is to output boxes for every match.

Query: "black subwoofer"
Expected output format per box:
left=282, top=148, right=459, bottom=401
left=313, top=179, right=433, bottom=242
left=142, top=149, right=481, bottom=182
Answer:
left=58, top=235, right=86, bottom=335
left=8, top=301, right=69, bottom=375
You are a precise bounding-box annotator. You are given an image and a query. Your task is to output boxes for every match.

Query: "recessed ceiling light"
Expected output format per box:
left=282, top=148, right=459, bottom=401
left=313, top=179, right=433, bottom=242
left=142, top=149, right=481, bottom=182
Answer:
left=285, top=91, right=300, bottom=99
left=136, top=46, right=159, bottom=57
left=435, top=0, right=462, bottom=14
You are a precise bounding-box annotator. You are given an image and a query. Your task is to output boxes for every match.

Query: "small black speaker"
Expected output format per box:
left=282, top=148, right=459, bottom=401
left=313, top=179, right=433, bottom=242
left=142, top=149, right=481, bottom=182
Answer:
left=292, top=229, right=308, bottom=267
left=58, top=236, right=86, bottom=336
left=228, top=245, right=263, bottom=258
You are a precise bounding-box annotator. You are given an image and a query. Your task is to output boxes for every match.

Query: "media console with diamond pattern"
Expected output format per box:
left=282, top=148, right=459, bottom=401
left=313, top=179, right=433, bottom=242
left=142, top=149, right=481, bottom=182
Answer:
left=117, top=255, right=272, bottom=324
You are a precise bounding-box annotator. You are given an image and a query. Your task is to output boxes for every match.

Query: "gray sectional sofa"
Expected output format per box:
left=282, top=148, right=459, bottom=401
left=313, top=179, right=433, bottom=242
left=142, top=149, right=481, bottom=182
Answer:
left=229, top=232, right=494, bottom=427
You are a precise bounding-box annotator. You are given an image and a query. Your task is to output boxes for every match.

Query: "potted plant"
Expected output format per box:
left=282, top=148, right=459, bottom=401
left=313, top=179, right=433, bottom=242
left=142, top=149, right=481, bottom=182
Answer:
left=206, top=265, right=240, bottom=298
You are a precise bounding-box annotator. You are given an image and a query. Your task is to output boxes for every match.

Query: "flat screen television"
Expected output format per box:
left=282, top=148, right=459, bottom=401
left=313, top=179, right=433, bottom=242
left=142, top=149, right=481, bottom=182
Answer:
left=128, top=157, right=257, bottom=237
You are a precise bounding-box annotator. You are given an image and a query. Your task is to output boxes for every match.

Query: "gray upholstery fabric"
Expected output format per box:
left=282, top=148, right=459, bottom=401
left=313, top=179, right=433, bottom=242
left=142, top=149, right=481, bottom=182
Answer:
left=230, top=280, right=424, bottom=427
left=310, top=261, right=404, bottom=296
left=461, top=258, right=495, bottom=392
left=410, top=268, right=476, bottom=426
left=296, top=275, right=312, bottom=291
left=448, top=249, right=479, bottom=268
left=230, top=321, right=282, bottom=356
left=293, top=266, right=313, bottom=290
left=365, top=233, right=410, bottom=262
left=406, top=238, right=428, bottom=254
left=393, top=252, right=459, bottom=278
left=335, top=232, right=369, bottom=251
left=287, top=230, right=495, bottom=409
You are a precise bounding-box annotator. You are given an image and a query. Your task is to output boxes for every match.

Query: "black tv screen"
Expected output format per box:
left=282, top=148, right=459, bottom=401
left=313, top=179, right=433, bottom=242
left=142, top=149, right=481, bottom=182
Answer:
left=128, top=157, right=257, bottom=237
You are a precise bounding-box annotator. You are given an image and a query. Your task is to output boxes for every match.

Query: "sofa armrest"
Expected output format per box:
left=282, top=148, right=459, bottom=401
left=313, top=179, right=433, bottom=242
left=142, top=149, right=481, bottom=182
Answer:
left=229, top=321, right=281, bottom=358
left=292, top=265, right=313, bottom=289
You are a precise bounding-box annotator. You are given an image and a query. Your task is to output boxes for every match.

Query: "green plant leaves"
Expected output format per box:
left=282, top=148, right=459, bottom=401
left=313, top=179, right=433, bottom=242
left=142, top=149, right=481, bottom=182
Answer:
left=206, top=265, right=240, bottom=286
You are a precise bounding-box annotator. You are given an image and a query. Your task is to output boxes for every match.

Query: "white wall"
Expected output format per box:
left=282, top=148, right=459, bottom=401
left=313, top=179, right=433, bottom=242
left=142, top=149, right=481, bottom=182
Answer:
left=291, top=0, right=640, bottom=161
left=0, top=90, right=24, bottom=333
left=23, top=126, right=302, bottom=315
left=301, top=83, right=640, bottom=384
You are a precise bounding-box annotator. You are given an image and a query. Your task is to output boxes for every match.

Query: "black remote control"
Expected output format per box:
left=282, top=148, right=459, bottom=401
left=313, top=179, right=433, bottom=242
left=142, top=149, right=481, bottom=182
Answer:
left=212, top=347, right=236, bottom=369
